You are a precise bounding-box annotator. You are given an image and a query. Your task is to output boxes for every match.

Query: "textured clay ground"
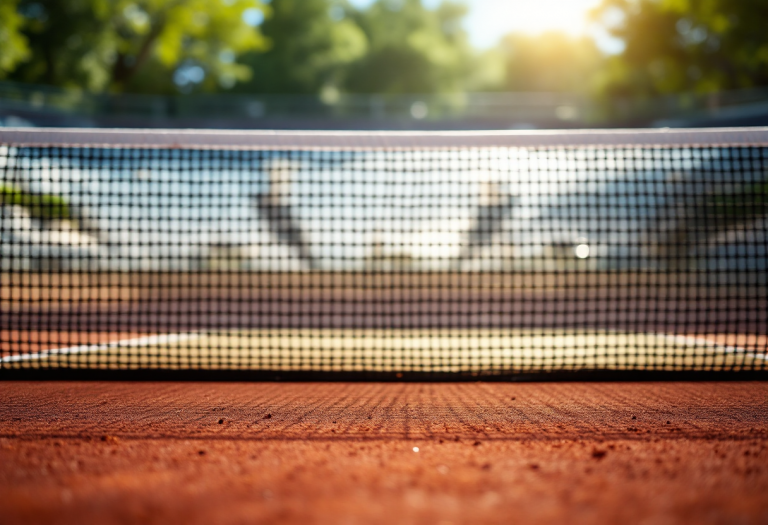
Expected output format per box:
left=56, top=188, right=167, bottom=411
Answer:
left=0, top=382, right=767, bottom=525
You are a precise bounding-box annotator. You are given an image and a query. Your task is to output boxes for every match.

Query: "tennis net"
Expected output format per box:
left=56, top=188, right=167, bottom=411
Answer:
left=1, top=127, right=767, bottom=377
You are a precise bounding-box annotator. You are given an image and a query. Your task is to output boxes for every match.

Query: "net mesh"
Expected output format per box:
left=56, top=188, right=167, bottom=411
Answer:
left=1, top=128, right=767, bottom=376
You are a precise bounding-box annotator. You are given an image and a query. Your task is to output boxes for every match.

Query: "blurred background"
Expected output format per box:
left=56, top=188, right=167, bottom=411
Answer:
left=1, top=0, right=766, bottom=277
left=1, top=0, right=767, bottom=130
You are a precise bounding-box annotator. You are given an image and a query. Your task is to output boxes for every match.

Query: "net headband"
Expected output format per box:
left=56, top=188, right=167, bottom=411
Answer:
left=3, top=126, right=768, bottom=149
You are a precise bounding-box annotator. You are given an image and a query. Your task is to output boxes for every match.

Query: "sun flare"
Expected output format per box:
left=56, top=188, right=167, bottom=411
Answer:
left=465, top=0, right=605, bottom=47
left=513, top=0, right=603, bottom=34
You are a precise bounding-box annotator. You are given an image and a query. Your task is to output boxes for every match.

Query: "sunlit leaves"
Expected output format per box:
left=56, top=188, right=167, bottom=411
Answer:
left=344, top=0, right=472, bottom=94
left=592, top=0, right=768, bottom=97
left=234, top=0, right=368, bottom=94
left=0, top=0, right=30, bottom=77
left=5, top=0, right=269, bottom=93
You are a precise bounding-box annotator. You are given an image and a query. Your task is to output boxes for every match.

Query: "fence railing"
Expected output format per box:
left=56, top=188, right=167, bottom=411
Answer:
left=2, top=81, right=768, bottom=128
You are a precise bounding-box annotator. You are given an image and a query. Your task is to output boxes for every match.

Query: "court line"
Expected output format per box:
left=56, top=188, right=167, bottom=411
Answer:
left=659, top=334, right=766, bottom=361
left=2, top=330, right=765, bottom=365
left=0, top=333, right=200, bottom=363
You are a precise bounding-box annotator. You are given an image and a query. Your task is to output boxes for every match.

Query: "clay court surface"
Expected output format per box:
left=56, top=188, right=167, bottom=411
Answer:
left=5, top=272, right=766, bottom=335
left=1, top=381, right=767, bottom=525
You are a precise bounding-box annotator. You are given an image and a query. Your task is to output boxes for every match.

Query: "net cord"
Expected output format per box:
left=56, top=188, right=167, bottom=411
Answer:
left=2, top=126, right=768, bottom=149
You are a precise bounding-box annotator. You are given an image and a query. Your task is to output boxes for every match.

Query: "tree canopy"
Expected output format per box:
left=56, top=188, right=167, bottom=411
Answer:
left=2, top=0, right=767, bottom=100
left=591, top=0, right=768, bottom=98
left=343, top=0, right=472, bottom=94
left=234, top=0, right=473, bottom=95
left=232, top=0, right=368, bottom=95
left=0, top=1, right=30, bottom=76
left=1, top=0, right=475, bottom=96
left=1, top=0, right=269, bottom=93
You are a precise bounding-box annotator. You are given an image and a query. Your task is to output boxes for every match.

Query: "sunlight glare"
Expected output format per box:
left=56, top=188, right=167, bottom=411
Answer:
left=512, top=0, right=603, bottom=34
left=464, top=0, right=605, bottom=48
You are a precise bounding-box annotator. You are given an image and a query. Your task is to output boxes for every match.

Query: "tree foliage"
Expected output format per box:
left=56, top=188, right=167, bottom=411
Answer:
left=236, top=0, right=473, bottom=95
left=2, top=0, right=473, bottom=96
left=591, top=0, right=768, bottom=98
left=4, top=0, right=767, bottom=99
left=0, top=0, right=30, bottom=77
left=234, top=0, right=368, bottom=94
left=344, top=0, right=472, bottom=94
left=1, top=0, right=269, bottom=93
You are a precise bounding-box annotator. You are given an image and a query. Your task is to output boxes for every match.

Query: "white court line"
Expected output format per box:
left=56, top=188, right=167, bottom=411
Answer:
left=0, top=333, right=200, bottom=363
left=659, top=334, right=767, bottom=361
left=2, top=331, right=765, bottom=363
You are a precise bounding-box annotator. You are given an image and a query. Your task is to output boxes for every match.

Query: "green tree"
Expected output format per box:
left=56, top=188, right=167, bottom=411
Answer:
left=343, top=0, right=472, bottom=94
left=0, top=0, right=30, bottom=77
left=2, top=0, right=269, bottom=93
left=234, top=0, right=368, bottom=95
left=591, top=0, right=768, bottom=98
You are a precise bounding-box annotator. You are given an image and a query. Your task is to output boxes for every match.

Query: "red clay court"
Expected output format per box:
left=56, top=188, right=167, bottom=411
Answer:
left=1, top=381, right=767, bottom=524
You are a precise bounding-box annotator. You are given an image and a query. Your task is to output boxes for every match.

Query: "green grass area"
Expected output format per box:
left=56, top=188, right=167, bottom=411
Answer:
left=0, top=184, right=73, bottom=222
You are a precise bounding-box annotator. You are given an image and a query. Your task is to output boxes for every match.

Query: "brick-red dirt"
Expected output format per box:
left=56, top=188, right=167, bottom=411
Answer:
left=1, top=382, right=767, bottom=525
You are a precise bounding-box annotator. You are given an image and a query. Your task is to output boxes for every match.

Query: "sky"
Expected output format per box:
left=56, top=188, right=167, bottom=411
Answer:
left=349, top=0, right=612, bottom=50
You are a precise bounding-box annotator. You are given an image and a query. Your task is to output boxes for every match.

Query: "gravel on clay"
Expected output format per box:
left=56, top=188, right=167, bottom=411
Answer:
left=0, top=381, right=766, bottom=525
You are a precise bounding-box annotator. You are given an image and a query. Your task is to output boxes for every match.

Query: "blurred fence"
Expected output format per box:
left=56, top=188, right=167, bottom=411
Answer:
left=2, top=81, right=768, bottom=129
